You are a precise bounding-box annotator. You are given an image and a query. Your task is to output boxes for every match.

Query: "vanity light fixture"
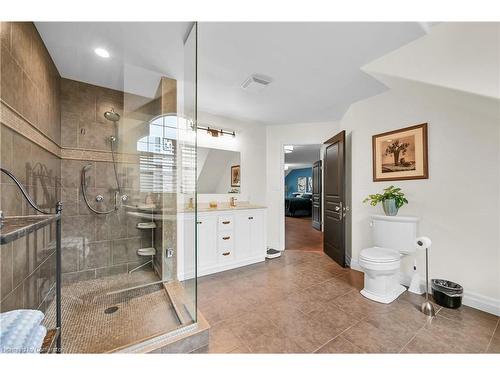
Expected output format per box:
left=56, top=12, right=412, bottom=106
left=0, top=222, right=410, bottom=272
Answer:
left=94, top=47, right=110, bottom=58
left=197, top=125, right=236, bottom=138
left=284, top=145, right=294, bottom=154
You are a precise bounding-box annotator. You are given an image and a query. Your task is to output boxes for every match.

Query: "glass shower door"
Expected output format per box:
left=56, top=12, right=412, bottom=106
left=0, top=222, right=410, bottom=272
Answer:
left=48, top=22, right=198, bottom=353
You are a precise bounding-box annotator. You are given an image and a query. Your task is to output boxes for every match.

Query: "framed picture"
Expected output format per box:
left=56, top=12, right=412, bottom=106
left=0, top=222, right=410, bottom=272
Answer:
left=307, top=177, right=312, bottom=192
left=297, top=177, right=307, bottom=193
left=231, top=165, right=240, bottom=187
left=372, top=123, right=428, bottom=182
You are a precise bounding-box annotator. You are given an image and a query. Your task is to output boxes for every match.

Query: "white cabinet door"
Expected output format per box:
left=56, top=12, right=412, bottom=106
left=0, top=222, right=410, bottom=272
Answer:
left=235, top=210, right=266, bottom=259
left=249, top=211, right=265, bottom=257
left=197, top=214, right=218, bottom=270
left=234, top=212, right=251, bottom=260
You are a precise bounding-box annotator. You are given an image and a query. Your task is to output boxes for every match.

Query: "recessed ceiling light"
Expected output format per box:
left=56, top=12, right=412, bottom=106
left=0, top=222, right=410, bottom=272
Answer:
left=94, top=48, right=110, bottom=58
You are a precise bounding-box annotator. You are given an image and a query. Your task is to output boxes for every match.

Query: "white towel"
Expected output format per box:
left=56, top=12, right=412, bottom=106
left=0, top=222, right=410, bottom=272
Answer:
left=22, top=325, right=47, bottom=354
left=0, top=310, right=46, bottom=353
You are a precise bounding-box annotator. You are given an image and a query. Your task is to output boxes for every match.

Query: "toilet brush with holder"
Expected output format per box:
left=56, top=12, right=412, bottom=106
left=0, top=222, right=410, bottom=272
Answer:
left=415, top=236, right=435, bottom=317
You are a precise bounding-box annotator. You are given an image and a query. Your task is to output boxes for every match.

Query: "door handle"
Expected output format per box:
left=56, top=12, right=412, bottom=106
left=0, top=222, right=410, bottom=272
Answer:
left=222, top=236, right=230, bottom=240
left=222, top=221, right=231, bottom=224
left=222, top=252, right=231, bottom=256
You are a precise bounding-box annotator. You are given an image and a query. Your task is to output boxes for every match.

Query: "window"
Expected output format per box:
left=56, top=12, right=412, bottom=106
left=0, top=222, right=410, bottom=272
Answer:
left=137, top=115, right=196, bottom=194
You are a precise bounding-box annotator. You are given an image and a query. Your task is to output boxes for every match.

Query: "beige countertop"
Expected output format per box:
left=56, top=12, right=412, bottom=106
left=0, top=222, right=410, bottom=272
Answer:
left=124, top=203, right=266, bottom=220
left=194, top=203, right=266, bottom=212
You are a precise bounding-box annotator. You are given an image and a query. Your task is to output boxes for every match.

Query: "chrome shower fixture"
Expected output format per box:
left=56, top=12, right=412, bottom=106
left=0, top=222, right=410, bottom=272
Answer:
left=104, top=108, right=120, bottom=122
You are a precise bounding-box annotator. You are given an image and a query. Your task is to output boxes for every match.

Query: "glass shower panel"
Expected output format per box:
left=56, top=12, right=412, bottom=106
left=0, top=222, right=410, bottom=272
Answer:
left=50, top=22, right=198, bottom=353
left=177, top=23, right=198, bottom=323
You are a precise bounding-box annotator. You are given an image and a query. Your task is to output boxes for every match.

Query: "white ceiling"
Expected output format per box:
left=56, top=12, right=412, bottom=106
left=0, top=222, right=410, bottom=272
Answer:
left=285, top=144, right=321, bottom=170
left=36, top=22, right=426, bottom=124
left=35, top=22, right=192, bottom=98
left=198, top=23, right=425, bottom=124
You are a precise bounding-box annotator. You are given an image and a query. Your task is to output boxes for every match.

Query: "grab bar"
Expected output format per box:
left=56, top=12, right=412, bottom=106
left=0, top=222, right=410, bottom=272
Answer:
left=0, top=167, right=54, bottom=215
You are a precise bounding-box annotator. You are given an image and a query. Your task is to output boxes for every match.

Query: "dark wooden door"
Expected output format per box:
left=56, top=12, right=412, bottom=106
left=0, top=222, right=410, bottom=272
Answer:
left=323, top=131, right=346, bottom=267
left=311, top=160, right=322, bottom=231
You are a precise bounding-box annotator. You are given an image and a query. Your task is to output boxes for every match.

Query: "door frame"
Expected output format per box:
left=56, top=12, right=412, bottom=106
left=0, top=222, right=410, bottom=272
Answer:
left=280, top=142, right=324, bottom=251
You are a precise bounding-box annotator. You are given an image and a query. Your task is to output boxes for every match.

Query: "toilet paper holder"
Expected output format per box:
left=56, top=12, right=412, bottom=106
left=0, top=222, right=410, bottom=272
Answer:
left=416, top=236, right=436, bottom=317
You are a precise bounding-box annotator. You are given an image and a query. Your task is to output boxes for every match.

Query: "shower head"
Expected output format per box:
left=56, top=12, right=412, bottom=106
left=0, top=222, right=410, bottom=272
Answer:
left=104, top=108, right=120, bottom=122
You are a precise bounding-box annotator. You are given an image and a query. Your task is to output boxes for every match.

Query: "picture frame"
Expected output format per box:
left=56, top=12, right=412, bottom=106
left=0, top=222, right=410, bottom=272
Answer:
left=372, top=123, right=428, bottom=182
left=297, top=177, right=307, bottom=193
left=308, top=176, right=312, bottom=192
left=231, top=165, right=241, bottom=187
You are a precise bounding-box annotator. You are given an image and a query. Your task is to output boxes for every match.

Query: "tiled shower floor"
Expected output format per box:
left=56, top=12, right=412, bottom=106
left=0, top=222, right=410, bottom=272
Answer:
left=44, top=269, right=181, bottom=353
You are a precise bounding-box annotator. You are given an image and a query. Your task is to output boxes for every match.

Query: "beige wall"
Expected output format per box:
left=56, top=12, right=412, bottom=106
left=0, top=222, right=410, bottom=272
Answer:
left=342, top=83, right=500, bottom=314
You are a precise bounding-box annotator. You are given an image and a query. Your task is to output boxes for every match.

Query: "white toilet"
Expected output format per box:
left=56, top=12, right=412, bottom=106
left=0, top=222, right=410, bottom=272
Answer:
left=359, top=215, right=419, bottom=304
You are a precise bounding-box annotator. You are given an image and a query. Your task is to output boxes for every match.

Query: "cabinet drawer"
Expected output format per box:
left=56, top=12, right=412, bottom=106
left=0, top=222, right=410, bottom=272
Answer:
left=218, top=233, right=234, bottom=262
left=218, top=215, right=234, bottom=230
left=218, top=232, right=234, bottom=250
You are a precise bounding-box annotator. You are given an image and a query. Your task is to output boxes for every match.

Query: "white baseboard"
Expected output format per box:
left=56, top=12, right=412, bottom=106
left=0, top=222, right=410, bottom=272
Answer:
left=350, top=260, right=500, bottom=317
left=462, top=291, right=500, bottom=316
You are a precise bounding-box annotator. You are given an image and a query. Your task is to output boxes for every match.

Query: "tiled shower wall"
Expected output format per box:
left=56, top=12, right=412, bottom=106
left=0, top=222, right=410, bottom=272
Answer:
left=59, top=78, right=153, bottom=283
left=0, top=22, right=61, bottom=313
left=1, top=22, right=177, bottom=309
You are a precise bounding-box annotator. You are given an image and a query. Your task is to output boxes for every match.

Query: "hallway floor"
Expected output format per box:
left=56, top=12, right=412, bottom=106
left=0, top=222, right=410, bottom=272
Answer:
left=285, top=216, right=323, bottom=252
left=196, top=250, right=500, bottom=353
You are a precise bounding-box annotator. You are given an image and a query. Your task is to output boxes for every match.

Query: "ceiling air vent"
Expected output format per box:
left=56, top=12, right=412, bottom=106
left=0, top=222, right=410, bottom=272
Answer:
left=241, top=74, right=272, bottom=92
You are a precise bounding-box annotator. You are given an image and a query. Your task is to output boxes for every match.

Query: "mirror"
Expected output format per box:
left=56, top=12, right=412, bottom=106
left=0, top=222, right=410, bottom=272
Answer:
left=197, top=147, right=241, bottom=194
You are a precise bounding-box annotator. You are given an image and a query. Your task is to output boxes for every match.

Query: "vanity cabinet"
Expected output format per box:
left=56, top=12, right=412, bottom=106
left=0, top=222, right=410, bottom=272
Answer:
left=177, top=208, right=267, bottom=280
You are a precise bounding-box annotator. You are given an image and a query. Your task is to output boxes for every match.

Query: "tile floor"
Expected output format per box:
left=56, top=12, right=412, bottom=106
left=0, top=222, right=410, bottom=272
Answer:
left=195, top=250, right=500, bottom=353
left=285, top=216, right=323, bottom=252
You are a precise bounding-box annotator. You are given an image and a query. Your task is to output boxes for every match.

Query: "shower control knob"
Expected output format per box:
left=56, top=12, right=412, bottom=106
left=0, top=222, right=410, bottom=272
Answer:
left=121, top=194, right=128, bottom=202
left=95, top=195, right=104, bottom=202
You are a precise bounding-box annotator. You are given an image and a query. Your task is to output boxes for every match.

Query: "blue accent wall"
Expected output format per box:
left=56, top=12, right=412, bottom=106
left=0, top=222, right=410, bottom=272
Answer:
left=285, top=167, right=312, bottom=197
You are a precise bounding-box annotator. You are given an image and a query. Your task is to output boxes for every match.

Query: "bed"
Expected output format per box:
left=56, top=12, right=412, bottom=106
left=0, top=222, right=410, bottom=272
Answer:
left=285, top=194, right=312, bottom=217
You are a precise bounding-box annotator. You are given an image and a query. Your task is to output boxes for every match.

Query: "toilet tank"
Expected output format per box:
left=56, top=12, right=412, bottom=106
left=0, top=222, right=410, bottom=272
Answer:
left=371, top=215, right=419, bottom=254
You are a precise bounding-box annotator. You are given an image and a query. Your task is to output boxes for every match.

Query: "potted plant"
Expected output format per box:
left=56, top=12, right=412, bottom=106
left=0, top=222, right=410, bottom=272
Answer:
left=363, top=185, right=408, bottom=216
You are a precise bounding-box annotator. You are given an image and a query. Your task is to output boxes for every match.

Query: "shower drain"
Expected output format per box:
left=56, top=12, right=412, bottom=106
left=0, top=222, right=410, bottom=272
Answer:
left=104, top=306, right=119, bottom=314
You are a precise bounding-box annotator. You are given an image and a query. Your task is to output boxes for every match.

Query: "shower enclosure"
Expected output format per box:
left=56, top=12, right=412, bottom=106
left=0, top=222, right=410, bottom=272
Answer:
left=0, top=22, right=199, bottom=353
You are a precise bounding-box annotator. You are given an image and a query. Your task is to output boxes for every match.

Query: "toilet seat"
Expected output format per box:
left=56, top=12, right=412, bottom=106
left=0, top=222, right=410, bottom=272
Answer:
left=359, top=247, right=400, bottom=263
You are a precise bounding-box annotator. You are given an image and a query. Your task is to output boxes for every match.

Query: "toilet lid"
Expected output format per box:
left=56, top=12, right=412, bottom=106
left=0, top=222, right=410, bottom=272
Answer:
left=360, top=247, right=400, bottom=263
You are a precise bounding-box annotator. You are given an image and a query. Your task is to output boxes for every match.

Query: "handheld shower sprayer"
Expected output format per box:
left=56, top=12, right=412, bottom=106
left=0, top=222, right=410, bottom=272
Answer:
left=79, top=108, right=127, bottom=215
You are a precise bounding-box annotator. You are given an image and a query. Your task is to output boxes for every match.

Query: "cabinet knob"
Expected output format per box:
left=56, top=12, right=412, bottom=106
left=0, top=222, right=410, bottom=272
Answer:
left=222, top=252, right=231, bottom=256
left=248, top=217, right=253, bottom=220
left=222, top=221, right=231, bottom=224
left=222, top=236, right=230, bottom=240
left=196, top=221, right=202, bottom=224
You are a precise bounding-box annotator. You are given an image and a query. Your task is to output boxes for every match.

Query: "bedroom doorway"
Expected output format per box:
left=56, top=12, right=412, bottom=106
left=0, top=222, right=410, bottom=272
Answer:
left=284, top=144, right=323, bottom=252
